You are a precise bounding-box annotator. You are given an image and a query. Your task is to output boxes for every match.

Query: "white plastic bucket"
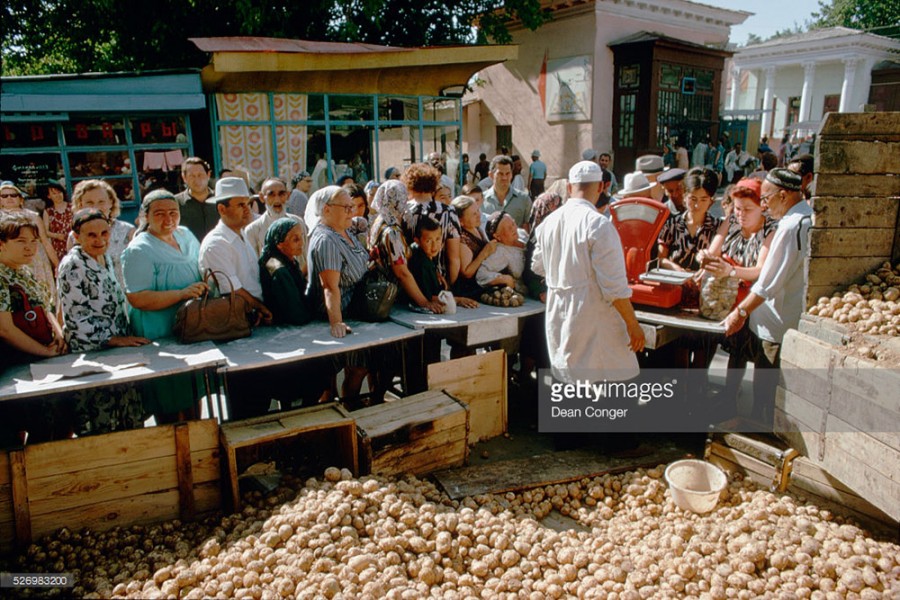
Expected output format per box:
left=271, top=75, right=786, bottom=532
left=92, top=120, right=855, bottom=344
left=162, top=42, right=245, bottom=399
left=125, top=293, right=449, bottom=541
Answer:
left=664, top=459, right=727, bottom=514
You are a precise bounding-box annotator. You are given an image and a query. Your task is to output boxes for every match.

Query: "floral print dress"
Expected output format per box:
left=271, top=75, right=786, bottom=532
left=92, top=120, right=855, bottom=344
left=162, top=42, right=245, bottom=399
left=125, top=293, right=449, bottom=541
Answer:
left=45, top=203, right=73, bottom=262
left=57, top=246, right=144, bottom=435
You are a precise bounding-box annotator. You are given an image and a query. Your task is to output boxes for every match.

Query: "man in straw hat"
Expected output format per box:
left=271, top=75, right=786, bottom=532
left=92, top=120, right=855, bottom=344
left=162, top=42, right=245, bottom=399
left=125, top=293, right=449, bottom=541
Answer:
left=723, top=168, right=811, bottom=426
left=531, top=160, right=644, bottom=384
left=198, top=177, right=273, bottom=326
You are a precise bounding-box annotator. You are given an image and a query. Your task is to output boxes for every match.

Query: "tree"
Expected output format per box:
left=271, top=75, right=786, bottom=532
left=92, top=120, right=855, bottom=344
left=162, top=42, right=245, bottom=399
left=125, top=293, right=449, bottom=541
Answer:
left=1, top=0, right=551, bottom=76
left=812, top=0, right=900, bottom=31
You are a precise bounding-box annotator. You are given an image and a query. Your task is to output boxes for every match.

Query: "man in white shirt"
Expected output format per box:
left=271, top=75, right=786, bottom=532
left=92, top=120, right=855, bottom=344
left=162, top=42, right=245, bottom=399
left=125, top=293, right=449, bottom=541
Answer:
left=483, top=155, right=533, bottom=230
left=531, top=160, right=645, bottom=383
left=723, top=168, right=811, bottom=425
left=199, top=177, right=273, bottom=324
left=243, top=177, right=308, bottom=272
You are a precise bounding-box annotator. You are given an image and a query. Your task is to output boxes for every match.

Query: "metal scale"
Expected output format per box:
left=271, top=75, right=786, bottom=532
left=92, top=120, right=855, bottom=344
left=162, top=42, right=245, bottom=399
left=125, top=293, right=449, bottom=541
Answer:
left=609, top=197, right=692, bottom=308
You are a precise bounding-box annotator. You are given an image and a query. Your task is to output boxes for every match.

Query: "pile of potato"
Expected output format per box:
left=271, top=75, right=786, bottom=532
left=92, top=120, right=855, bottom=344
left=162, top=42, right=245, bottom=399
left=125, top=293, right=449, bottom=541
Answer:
left=480, top=286, right=525, bottom=308
left=808, top=262, right=900, bottom=337
left=699, top=274, right=739, bottom=321
left=10, top=465, right=899, bottom=599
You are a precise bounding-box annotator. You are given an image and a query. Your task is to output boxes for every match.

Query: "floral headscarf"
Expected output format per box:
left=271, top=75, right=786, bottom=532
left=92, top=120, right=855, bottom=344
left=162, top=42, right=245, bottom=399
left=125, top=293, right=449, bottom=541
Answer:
left=371, top=180, right=408, bottom=229
left=304, top=185, right=342, bottom=232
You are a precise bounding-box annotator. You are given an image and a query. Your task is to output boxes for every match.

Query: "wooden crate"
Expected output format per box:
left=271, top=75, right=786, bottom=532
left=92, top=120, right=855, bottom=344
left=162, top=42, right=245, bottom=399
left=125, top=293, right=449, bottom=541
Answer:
left=0, top=419, right=220, bottom=549
left=355, top=390, right=469, bottom=477
left=219, top=403, right=357, bottom=512
left=705, top=433, right=798, bottom=492
left=788, top=456, right=897, bottom=540
left=428, top=350, right=506, bottom=443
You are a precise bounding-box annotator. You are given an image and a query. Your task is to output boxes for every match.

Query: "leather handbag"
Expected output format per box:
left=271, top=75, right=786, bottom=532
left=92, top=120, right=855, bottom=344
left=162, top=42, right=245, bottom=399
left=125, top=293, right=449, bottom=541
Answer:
left=352, top=264, right=399, bottom=322
left=10, top=285, right=54, bottom=345
left=173, top=270, right=252, bottom=344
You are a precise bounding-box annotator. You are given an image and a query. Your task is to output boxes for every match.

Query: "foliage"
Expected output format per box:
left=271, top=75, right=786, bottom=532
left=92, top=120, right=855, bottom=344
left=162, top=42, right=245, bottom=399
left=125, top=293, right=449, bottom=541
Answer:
left=812, top=0, right=900, bottom=31
left=1, top=0, right=550, bottom=76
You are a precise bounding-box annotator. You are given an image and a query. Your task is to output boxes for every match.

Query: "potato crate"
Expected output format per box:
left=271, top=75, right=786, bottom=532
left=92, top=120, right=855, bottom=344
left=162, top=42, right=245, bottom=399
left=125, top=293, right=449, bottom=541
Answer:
left=427, top=350, right=507, bottom=444
left=0, top=419, right=220, bottom=551
left=354, top=390, right=469, bottom=477
left=219, top=403, right=357, bottom=512
left=705, top=432, right=798, bottom=492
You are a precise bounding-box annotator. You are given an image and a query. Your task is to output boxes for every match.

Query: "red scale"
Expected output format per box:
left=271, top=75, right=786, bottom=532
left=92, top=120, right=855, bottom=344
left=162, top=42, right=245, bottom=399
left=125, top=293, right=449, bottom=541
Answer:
left=609, top=197, right=690, bottom=308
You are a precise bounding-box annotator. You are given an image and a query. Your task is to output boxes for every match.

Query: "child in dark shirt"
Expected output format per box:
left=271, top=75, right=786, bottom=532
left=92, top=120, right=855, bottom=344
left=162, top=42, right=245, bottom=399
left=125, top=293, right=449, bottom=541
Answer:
left=408, top=216, right=477, bottom=310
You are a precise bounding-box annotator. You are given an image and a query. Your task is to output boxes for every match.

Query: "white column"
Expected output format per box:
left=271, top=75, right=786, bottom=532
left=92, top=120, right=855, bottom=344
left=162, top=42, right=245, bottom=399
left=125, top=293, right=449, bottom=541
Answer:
left=728, top=65, right=741, bottom=111
left=799, top=61, right=816, bottom=123
left=839, top=58, right=859, bottom=112
left=760, top=66, right=776, bottom=136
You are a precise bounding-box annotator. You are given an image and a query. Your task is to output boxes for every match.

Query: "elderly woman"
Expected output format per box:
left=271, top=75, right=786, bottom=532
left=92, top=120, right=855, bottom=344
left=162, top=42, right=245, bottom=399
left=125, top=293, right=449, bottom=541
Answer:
left=403, top=163, right=461, bottom=285
left=0, top=211, right=67, bottom=444
left=121, top=189, right=207, bottom=423
left=370, top=180, right=444, bottom=313
left=42, top=180, right=73, bottom=263
left=68, top=179, right=135, bottom=289
left=699, top=178, right=777, bottom=420
left=306, top=185, right=370, bottom=397
left=0, top=181, right=58, bottom=305
left=259, top=218, right=313, bottom=326
left=57, top=209, right=149, bottom=434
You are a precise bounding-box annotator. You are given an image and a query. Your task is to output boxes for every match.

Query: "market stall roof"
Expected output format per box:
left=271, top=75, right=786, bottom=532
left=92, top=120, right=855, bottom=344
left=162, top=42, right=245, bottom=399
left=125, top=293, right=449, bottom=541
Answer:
left=190, top=37, right=518, bottom=96
left=0, top=70, right=205, bottom=117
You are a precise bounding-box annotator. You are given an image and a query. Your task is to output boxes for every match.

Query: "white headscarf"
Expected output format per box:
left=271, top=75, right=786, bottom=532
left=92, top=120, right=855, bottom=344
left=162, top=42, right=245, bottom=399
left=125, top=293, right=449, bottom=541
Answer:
left=304, top=185, right=342, bottom=232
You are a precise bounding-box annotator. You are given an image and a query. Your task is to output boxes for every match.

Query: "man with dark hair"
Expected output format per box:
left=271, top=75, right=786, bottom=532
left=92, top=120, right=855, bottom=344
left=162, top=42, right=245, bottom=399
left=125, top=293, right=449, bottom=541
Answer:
left=176, top=157, right=219, bottom=241
left=723, top=168, right=811, bottom=426
left=787, top=154, right=814, bottom=199
left=198, top=177, right=273, bottom=325
left=473, top=153, right=490, bottom=182
left=482, top=155, right=533, bottom=231
left=598, top=152, right=619, bottom=195
left=287, top=171, right=312, bottom=217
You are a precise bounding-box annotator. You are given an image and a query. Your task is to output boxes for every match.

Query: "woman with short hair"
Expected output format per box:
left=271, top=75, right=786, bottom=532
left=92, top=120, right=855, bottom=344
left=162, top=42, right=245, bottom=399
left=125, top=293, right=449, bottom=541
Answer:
left=69, top=179, right=135, bottom=289
left=0, top=181, right=58, bottom=305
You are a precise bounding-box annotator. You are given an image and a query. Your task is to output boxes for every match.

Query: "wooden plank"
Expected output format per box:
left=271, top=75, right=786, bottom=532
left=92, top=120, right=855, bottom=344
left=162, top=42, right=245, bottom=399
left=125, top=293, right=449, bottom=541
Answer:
left=188, top=419, right=220, bottom=452
left=27, top=449, right=219, bottom=517
left=817, top=111, right=900, bottom=138
left=174, top=423, right=195, bottom=520
left=813, top=174, right=900, bottom=198
left=355, top=392, right=465, bottom=438
left=807, top=256, right=889, bottom=288
left=221, top=404, right=352, bottom=447
left=781, top=329, right=839, bottom=371
left=821, top=427, right=900, bottom=487
left=708, top=454, right=776, bottom=491
left=831, top=355, right=900, bottom=417
left=716, top=433, right=797, bottom=464
left=0, top=451, right=9, bottom=486
left=30, top=482, right=220, bottom=541
left=0, top=483, right=12, bottom=523
left=372, top=437, right=468, bottom=477
left=0, top=519, right=15, bottom=554
left=775, top=387, right=827, bottom=429
left=433, top=447, right=684, bottom=500
left=788, top=461, right=895, bottom=527
left=428, top=350, right=507, bottom=443
left=10, top=449, right=30, bottom=546
left=810, top=197, right=899, bottom=229
left=809, top=228, right=894, bottom=258
left=367, top=409, right=467, bottom=454
left=779, top=362, right=834, bottom=408
left=707, top=443, right=782, bottom=491
left=775, top=422, right=824, bottom=463
left=25, top=425, right=175, bottom=479
left=815, top=140, right=900, bottom=175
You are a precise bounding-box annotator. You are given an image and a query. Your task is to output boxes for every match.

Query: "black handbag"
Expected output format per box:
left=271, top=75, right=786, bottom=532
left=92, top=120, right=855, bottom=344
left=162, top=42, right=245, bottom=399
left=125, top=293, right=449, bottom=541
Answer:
left=352, top=264, right=399, bottom=322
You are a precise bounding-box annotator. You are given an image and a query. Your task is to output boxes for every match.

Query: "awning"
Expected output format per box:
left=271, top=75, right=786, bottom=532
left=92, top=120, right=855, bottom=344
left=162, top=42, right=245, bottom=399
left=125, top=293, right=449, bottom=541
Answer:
left=191, top=37, right=518, bottom=96
left=0, top=71, right=206, bottom=115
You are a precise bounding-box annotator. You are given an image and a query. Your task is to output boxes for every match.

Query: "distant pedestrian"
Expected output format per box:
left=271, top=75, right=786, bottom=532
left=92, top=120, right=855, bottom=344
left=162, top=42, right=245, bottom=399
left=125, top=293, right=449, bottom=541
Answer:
left=528, top=149, right=547, bottom=198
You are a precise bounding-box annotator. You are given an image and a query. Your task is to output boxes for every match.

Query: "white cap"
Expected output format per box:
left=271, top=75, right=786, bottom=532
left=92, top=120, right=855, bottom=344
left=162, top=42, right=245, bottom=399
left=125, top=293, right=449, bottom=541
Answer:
left=582, top=148, right=598, bottom=161
left=568, top=161, right=604, bottom=184
left=532, top=149, right=541, bottom=157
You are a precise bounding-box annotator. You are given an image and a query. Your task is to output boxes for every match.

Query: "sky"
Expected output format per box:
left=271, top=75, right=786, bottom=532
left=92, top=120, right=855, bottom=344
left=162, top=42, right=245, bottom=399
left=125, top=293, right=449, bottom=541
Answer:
left=710, top=0, right=823, bottom=46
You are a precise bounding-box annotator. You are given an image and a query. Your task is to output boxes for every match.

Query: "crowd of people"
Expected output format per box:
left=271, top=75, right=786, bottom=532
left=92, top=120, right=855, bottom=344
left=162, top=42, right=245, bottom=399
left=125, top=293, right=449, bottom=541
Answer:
left=1, top=137, right=812, bottom=444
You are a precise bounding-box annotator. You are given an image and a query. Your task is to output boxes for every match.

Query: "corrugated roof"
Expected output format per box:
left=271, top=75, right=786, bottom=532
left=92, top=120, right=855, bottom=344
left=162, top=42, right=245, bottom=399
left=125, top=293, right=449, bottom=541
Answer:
left=190, top=37, right=413, bottom=54
left=609, top=31, right=730, bottom=54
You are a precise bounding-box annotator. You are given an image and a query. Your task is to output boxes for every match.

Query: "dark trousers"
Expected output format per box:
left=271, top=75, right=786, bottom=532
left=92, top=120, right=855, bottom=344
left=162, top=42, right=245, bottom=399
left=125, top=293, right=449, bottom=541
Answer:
left=731, top=327, right=781, bottom=426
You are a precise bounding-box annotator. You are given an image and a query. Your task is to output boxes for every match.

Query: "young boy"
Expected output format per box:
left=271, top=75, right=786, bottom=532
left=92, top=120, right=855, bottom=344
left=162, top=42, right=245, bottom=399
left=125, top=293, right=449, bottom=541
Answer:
left=408, top=216, right=477, bottom=310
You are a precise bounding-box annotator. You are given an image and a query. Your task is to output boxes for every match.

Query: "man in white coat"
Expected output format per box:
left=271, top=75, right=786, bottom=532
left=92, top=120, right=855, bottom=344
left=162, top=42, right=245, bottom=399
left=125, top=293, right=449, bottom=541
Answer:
left=531, top=161, right=645, bottom=383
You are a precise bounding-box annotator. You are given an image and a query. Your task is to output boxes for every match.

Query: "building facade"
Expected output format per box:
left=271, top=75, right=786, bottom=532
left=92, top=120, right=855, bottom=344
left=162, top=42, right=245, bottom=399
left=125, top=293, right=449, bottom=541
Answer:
left=465, top=0, right=748, bottom=182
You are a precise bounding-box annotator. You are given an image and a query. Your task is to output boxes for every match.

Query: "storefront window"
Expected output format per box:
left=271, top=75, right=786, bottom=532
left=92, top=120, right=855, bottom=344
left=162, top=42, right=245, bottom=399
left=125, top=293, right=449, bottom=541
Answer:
left=1, top=123, right=59, bottom=149
left=0, top=153, right=63, bottom=199
left=378, top=97, right=419, bottom=122
left=423, top=98, right=460, bottom=123
left=130, top=116, right=188, bottom=145
left=377, top=124, right=418, bottom=174
left=329, top=125, right=373, bottom=184
left=329, top=96, right=374, bottom=122
left=423, top=125, right=461, bottom=184
left=64, top=117, right=127, bottom=146
left=135, top=148, right=186, bottom=197
left=68, top=150, right=131, bottom=178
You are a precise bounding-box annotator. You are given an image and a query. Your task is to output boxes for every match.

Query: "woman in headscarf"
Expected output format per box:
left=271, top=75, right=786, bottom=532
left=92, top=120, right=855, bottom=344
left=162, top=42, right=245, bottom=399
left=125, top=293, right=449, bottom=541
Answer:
left=259, top=217, right=313, bottom=325
left=370, top=180, right=444, bottom=314
left=303, top=185, right=334, bottom=233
